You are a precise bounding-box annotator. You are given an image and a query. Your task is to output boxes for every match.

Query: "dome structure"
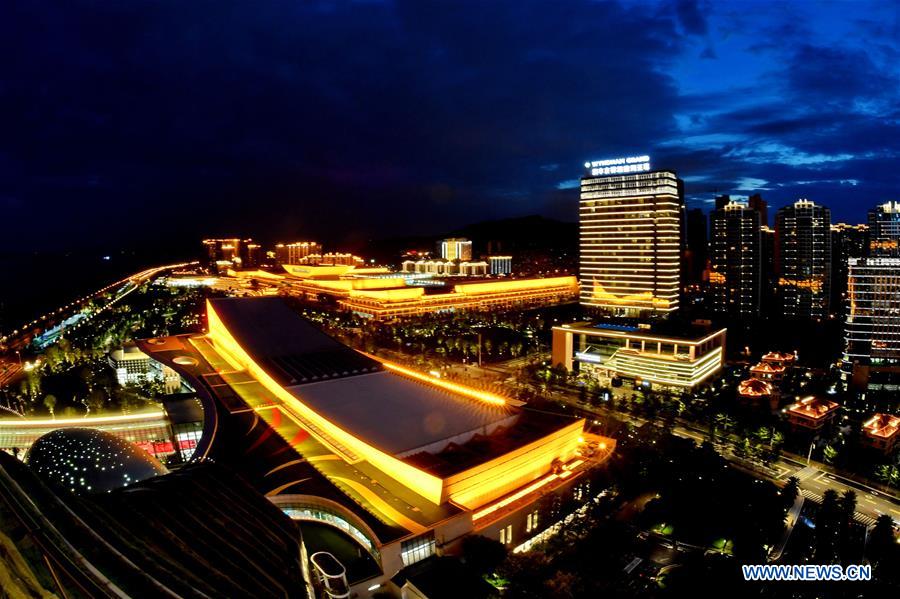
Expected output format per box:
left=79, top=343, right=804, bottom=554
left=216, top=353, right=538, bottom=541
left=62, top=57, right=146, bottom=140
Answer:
left=26, top=428, right=168, bottom=494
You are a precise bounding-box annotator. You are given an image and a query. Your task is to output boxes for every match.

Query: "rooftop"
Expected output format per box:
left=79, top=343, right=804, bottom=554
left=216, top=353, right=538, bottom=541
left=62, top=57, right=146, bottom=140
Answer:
left=738, top=378, right=773, bottom=397
left=289, top=371, right=515, bottom=457
left=209, top=297, right=516, bottom=456
left=786, top=396, right=840, bottom=420
left=862, top=413, right=900, bottom=439
left=558, top=319, right=725, bottom=343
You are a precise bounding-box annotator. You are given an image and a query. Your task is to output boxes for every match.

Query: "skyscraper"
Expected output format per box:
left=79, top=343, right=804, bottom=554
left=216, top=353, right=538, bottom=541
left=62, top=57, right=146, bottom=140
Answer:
left=275, top=241, right=323, bottom=265
left=842, top=257, right=900, bottom=396
left=709, top=200, right=761, bottom=317
left=841, top=201, right=900, bottom=398
left=775, top=199, right=832, bottom=320
left=579, top=157, right=683, bottom=316
left=868, top=201, right=900, bottom=255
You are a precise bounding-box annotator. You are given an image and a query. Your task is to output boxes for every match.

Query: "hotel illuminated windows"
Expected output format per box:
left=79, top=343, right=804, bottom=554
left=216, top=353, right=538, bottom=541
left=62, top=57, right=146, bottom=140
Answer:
left=401, top=531, right=435, bottom=567
left=499, top=524, right=513, bottom=545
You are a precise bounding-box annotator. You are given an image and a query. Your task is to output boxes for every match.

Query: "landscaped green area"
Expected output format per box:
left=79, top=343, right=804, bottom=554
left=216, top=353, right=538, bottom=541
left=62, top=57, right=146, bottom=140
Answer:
left=1, top=282, right=212, bottom=418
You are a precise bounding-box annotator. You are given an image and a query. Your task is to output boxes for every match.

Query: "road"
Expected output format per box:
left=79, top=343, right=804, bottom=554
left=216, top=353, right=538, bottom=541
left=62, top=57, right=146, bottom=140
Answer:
left=0, top=261, right=197, bottom=390
left=448, top=355, right=900, bottom=528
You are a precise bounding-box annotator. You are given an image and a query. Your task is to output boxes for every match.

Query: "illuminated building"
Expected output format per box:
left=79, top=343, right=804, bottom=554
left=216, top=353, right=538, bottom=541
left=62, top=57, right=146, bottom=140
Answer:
left=761, top=351, right=796, bottom=369
left=439, top=238, right=473, bottom=261
left=750, top=361, right=786, bottom=383
left=709, top=200, right=761, bottom=317
left=26, top=428, right=168, bottom=494
left=841, top=257, right=900, bottom=395
left=738, top=378, right=778, bottom=411
left=201, top=238, right=259, bottom=271
left=336, top=277, right=578, bottom=319
left=289, top=252, right=365, bottom=266
left=276, top=241, right=323, bottom=265
left=400, top=259, right=488, bottom=276
left=775, top=199, right=832, bottom=320
left=551, top=321, right=725, bottom=391
left=108, top=345, right=182, bottom=393
left=148, top=297, right=608, bottom=591
left=579, top=156, right=683, bottom=316
left=868, top=201, right=900, bottom=255
left=831, top=223, right=869, bottom=312
left=0, top=405, right=203, bottom=462
left=784, top=396, right=840, bottom=431
left=488, top=255, right=513, bottom=276
left=861, top=413, right=900, bottom=454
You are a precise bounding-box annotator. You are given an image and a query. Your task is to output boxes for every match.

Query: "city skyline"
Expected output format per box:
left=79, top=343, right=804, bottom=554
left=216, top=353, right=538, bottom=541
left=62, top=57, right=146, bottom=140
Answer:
left=2, top=0, right=899, bottom=252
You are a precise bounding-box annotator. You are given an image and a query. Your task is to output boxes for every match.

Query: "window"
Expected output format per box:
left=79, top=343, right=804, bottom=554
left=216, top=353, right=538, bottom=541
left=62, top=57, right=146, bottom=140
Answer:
left=526, top=511, right=539, bottom=533
left=499, top=524, right=513, bottom=545
left=401, top=531, right=435, bottom=567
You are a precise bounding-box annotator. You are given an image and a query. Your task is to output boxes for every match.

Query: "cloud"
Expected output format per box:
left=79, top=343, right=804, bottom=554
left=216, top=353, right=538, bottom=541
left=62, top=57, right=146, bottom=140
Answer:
left=0, top=0, right=897, bottom=249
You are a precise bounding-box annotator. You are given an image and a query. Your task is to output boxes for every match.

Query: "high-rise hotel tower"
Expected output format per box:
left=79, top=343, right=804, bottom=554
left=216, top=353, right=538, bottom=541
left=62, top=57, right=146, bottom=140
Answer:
left=579, top=157, right=683, bottom=316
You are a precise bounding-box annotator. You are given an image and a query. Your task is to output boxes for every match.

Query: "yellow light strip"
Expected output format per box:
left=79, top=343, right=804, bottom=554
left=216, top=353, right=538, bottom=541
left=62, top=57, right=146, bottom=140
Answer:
left=0, top=411, right=166, bottom=427
left=370, top=357, right=507, bottom=407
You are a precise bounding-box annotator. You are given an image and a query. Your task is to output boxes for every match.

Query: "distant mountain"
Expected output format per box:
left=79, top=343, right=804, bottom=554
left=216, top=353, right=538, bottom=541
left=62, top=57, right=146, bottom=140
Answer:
left=447, top=215, right=576, bottom=255
left=367, top=215, right=576, bottom=263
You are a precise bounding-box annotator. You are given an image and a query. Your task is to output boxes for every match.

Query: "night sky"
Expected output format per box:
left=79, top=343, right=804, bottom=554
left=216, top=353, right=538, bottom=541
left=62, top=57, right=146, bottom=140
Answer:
left=3, top=1, right=899, bottom=252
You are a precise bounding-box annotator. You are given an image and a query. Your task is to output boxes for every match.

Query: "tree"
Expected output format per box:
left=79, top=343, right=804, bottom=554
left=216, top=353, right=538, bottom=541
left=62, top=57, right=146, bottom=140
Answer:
left=838, top=489, right=857, bottom=523
left=816, top=489, right=841, bottom=563
left=822, top=444, right=838, bottom=464
left=461, top=535, right=507, bottom=577
left=867, top=514, right=898, bottom=572
left=782, top=476, right=800, bottom=509
left=42, top=394, right=56, bottom=417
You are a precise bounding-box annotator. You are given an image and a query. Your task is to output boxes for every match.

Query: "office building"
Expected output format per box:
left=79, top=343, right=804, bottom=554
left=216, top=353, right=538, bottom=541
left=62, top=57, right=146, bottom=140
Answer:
left=841, top=257, right=900, bottom=394
left=868, top=201, right=900, bottom=255
left=551, top=321, right=725, bottom=391
left=439, top=238, right=473, bottom=261
left=775, top=199, right=832, bottom=320
left=579, top=157, right=683, bottom=316
left=488, top=255, right=513, bottom=276
left=275, top=241, right=323, bottom=265
left=709, top=200, right=761, bottom=318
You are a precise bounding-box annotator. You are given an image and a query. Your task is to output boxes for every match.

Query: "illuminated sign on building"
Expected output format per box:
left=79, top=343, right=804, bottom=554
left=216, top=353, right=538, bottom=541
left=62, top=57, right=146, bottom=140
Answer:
left=584, top=155, right=651, bottom=177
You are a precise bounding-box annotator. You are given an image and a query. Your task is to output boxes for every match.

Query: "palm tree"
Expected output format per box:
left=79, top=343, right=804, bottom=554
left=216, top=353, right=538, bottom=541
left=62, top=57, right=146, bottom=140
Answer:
left=838, top=490, right=857, bottom=523
left=782, top=476, right=800, bottom=508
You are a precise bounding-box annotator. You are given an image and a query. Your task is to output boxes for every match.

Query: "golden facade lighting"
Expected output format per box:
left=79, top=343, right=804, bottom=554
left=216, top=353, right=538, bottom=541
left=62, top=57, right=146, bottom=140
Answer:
left=579, top=167, right=683, bottom=316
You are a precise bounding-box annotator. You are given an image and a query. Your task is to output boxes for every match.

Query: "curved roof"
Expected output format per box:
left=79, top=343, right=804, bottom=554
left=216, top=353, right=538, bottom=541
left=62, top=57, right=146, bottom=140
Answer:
left=208, top=298, right=515, bottom=456
left=26, top=427, right=167, bottom=494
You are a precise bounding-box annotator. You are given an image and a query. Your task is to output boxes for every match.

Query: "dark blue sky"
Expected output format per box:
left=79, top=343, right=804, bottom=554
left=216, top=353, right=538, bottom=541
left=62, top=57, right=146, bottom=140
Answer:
left=2, top=0, right=898, bottom=251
